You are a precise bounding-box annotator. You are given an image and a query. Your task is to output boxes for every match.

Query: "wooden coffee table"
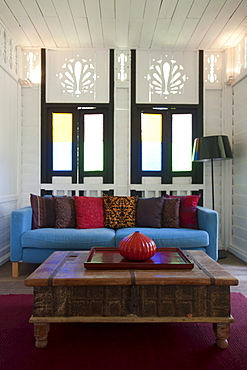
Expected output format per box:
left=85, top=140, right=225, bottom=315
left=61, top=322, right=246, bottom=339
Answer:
left=25, top=250, right=238, bottom=349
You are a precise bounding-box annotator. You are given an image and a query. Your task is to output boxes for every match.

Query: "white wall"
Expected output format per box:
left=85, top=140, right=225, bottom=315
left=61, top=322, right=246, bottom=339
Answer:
left=20, top=86, right=40, bottom=206
left=0, top=68, right=20, bottom=266
left=230, top=75, right=247, bottom=262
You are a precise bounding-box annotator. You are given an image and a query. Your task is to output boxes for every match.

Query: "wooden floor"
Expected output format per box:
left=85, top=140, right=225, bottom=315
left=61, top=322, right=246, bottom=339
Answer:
left=0, top=251, right=246, bottom=296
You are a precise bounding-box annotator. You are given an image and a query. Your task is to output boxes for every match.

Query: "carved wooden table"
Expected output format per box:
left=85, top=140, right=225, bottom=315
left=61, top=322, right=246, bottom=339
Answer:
left=25, top=250, right=238, bottom=349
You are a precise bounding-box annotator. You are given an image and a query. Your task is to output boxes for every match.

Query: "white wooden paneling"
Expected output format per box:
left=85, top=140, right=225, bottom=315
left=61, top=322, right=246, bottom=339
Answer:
left=186, top=0, right=226, bottom=50
left=0, top=65, right=19, bottom=265
left=21, top=87, right=40, bottom=207
left=1, top=0, right=247, bottom=50
left=231, top=75, right=247, bottom=262
left=139, top=0, right=162, bottom=48
left=159, top=0, right=194, bottom=49
left=211, top=0, right=247, bottom=49
left=200, top=0, right=243, bottom=50
left=52, top=0, right=80, bottom=48
left=115, top=0, right=131, bottom=48
left=84, top=0, right=104, bottom=48
left=20, top=0, right=56, bottom=47
left=204, top=89, right=224, bottom=248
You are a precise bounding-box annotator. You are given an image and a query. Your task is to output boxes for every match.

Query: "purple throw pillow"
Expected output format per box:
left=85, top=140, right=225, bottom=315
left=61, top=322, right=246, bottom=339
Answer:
left=136, top=196, right=165, bottom=228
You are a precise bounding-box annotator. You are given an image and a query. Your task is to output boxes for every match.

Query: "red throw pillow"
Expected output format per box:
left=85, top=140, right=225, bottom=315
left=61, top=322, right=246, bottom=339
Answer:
left=165, top=194, right=201, bottom=229
left=74, top=196, right=104, bottom=229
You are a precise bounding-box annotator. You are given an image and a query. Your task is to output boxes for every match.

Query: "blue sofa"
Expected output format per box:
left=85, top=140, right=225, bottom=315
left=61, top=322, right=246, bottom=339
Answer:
left=10, top=205, right=218, bottom=277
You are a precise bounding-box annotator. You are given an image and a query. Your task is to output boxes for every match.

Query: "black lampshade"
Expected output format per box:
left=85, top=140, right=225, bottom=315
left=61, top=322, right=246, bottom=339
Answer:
left=192, top=135, right=233, bottom=162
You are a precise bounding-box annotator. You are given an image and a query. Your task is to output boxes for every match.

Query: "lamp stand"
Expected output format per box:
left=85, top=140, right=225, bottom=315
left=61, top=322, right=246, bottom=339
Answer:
left=211, top=159, right=227, bottom=259
left=211, top=159, right=215, bottom=210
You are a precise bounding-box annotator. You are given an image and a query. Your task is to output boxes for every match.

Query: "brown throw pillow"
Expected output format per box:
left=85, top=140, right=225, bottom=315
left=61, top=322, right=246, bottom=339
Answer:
left=103, top=195, right=138, bottom=229
left=55, top=197, right=76, bottom=228
left=161, top=198, right=180, bottom=228
left=136, top=196, right=165, bottom=228
left=30, top=194, right=55, bottom=229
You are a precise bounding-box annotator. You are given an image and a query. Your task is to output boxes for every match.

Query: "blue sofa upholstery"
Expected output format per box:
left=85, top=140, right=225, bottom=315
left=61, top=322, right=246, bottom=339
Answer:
left=10, top=205, right=218, bottom=276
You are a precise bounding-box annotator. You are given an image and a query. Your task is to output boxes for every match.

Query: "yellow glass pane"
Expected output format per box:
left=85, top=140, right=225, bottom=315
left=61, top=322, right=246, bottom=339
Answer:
left=52, top=113, right=72, bottom=142
left=141, top=113, right=162, bottom=142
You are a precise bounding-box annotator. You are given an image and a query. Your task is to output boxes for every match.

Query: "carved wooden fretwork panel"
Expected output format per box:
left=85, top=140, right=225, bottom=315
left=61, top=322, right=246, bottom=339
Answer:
left=115, top=50, right=130, bottom=87
left=46, top=49, right=109, bottom=103
left=205, top=51, right=222, bottom=89
left=136, top=50, right=198, bottom=104
left=22, top=49, right=41, bottom=84
left=0, top=21, right=19, bottom=78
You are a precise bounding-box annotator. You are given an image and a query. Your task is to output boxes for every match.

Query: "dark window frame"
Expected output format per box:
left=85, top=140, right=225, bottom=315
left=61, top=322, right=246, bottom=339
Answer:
left=41, top=49, right=114, bottom=184
left=131, top=50, right=203, bottom=184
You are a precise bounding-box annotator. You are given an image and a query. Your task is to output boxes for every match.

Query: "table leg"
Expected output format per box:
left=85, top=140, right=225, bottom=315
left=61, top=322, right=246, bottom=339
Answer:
left=34, top=323, right=50, bottom=348
left=213, top=322, right=230, bottom=349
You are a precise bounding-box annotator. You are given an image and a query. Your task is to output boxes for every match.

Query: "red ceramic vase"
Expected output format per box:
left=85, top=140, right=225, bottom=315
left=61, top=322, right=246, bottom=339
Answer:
left=118, top=231, right=156, bottom=261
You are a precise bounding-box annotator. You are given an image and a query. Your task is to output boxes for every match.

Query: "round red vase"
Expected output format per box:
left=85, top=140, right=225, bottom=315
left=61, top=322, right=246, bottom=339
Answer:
left=118, top=231, right=156, bottom=261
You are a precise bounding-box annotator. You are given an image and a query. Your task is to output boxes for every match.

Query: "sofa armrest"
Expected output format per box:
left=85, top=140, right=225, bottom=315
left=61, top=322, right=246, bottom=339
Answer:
left=197, top=206, right=218, bottom=261
left=10, top=206, right=32, bottom=262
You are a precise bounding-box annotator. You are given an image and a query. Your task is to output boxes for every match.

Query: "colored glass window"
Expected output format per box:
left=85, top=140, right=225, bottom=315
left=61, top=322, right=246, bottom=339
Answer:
left=84, top=114, right=104, bottom=171
left=141, top=113, right=162, bottom=171
left=172, top=113, right=192, bottom=171
left=52, top=113, right=72, bottom=171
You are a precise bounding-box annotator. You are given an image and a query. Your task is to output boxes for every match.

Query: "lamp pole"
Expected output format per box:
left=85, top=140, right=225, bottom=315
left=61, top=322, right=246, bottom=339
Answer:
left=211, top=159, right=215, bottom=210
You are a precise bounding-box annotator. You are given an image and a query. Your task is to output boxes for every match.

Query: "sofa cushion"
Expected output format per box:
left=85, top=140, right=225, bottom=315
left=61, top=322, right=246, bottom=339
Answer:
left=161, top=198, right=180, bottom=228
left=55, top=196, right=76, bottom=228
left=136, top=196, right=164, bottom=228
left=166, top=195, right=201, bottom=229
left=74, top=196, right=104, bottom=229
left=115, top=227, right=209, bottom=249
left=21, top=228, right=116, bottom=250
left=103, top=195, right=138, bottom=229
left=30, top=194, right=55, bottom=229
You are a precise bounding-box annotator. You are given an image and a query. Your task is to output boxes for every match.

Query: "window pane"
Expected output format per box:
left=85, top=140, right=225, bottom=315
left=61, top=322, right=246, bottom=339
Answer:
left=141, top=113, right=162, bottom=171
left=172, top=114, right=192, bottom=171
left=84, top=114, right=103, bottom=171
left=52, top=113, right=72, bottom=171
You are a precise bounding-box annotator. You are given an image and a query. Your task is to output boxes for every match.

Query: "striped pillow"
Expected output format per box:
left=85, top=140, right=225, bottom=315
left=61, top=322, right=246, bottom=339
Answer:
left=30, top=194, right=55, bottom=229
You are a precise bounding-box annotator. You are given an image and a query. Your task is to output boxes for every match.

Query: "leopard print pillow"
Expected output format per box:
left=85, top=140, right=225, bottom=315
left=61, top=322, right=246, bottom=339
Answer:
left=103, top=195, right=138, bottom=229
left=161, top=198, right=180, bottom=228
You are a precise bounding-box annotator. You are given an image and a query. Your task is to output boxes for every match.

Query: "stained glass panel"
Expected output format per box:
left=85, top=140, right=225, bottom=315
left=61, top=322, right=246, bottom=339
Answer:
left=52, top=113, right=72, bottom=171
left=141, top=113, right=162, bottom=171
left=172, top=114, right=192, bottom=171
left=84, top=114, right=104, bottom=171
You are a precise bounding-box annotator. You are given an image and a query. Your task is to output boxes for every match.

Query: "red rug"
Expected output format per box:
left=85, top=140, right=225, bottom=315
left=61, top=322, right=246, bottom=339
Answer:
left=0, top=293, right=246, bottom=370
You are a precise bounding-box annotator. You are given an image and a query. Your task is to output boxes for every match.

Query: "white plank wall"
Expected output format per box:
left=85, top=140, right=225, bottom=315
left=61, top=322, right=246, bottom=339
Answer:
left=0, top=68, right=20, bottom=266
left=20, top=87, right=40, bottom=206
left=230, top=76, right=247, bottom=263
left=204, top=89, right=223, bottom=249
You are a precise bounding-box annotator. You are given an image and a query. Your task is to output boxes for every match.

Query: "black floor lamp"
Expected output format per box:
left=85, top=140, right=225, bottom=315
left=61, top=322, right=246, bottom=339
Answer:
left=192, top=135, right=233, bottom=259
left=192, top=135, right=233, bottom=210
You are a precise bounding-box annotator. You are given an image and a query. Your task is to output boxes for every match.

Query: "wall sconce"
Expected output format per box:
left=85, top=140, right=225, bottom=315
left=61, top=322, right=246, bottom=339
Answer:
left=18, top=78, right=32, bottom=87
left=226, top=76, right=235, bottom=86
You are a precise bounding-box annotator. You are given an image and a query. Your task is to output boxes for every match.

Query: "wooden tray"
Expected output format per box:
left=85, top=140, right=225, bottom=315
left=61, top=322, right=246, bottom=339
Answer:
left=84, top=247, right=194, bottom=270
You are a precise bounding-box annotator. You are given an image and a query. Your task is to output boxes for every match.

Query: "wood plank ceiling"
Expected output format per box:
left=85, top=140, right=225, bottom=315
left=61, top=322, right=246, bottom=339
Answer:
left=0, top=0, right=246, bottom=50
